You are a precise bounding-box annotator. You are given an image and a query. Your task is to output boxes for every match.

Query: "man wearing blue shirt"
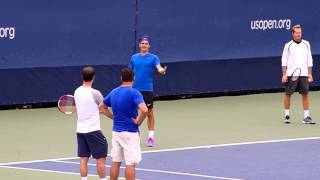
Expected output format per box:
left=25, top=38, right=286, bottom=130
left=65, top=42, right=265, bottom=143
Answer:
left=99, top=68, right=148, bottom=180
left=129, top=36, right=167, bottom=147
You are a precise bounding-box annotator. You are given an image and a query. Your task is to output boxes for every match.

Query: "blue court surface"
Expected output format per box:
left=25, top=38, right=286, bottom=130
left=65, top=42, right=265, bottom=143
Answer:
left=1, top=137, right=320, bottom=180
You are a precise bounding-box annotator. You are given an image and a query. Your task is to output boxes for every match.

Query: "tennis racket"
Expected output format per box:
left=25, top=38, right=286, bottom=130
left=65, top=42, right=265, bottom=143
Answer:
left=58, top=95, right=76, bottom=114
left=290, top=68, right=301, bottom=82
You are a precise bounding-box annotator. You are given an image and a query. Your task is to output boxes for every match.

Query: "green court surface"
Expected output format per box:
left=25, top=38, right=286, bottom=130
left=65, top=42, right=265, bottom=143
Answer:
left=1, top=92, right=320, bottom=179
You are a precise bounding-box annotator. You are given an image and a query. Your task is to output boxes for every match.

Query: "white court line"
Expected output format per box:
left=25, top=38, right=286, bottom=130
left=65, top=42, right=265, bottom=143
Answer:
left=55, top=160, right=242, bottom=180
left=0, top=156, right=79, bottom=166
left=141, top=136, right=320, bottom=154
left=1, top=136, right=320, bottom=166
left=0, top=165, right=94, bottom=177
left=0, top=165, right=139, bottom=180
left=1, top=136, right=320, bottom=177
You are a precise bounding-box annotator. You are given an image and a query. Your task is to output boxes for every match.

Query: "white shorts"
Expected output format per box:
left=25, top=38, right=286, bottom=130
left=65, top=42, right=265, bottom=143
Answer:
left=111, top=131, right=141, bottom=165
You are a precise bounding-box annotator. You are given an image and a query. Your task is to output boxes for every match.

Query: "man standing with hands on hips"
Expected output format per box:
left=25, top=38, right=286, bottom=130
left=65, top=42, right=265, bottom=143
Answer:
left=281, top=24, right=315, bottom=124
left=129, top=35, right=167, bottom=147
left=99, top=68, right=148, bottom=180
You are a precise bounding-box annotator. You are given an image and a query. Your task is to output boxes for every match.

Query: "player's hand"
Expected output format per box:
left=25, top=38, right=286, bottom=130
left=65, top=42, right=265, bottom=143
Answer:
left=282, top=75, right=288, bottom=83
left=308, top=74, right=313, bottom=82
left=132, top=117, right=139, bottom=125
left=160, top=66, right=167, bottom=75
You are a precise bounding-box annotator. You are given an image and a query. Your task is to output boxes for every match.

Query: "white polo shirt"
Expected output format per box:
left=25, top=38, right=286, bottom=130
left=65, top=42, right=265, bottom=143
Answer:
left=74, top=86, right=103, bottom=133
left=281, top=39, right=313, bottom=76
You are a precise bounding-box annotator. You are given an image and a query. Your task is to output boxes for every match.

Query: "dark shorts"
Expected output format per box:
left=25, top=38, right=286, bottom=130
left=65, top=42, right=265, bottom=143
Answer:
left=285, top=76, right=309, bottom=95
left=140, top=91, right=153, bottom=109
left=77, top=130, right=108, bottom=159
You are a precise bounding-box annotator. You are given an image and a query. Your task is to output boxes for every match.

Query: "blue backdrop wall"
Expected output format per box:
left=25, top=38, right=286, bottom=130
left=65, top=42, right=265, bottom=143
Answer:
left=1, top=0, right=319, bottom=105
left=137, top=0, right=320, bottom=61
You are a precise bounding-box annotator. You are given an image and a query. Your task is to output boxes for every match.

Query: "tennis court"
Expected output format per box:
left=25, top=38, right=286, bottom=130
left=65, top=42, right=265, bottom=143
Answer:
left=2, top=1, right=320, bottom=179
left=1, top=92, right=320, bottom=180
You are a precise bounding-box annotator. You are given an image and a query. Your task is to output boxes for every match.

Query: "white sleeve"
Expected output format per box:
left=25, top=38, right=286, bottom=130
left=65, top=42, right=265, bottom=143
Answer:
left=307, top=42, right=313, bottom=67
left=91, top=89, right=103, bottom=106
left=281, top=44, right=289, bottom=67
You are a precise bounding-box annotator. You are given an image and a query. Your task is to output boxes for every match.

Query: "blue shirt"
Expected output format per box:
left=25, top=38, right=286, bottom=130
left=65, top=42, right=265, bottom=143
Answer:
left=129, top=53, right=160, bottom=91
left=103, top=86, right=144, bottom=132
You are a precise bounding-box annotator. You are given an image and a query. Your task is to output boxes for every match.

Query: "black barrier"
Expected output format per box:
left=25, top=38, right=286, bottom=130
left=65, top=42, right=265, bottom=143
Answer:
left=0, top=65, right=125, bottom=105
left=153, top=56, right=320, bottom=96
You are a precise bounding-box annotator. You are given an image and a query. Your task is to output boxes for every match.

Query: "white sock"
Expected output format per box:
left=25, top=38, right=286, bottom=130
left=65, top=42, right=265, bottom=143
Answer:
left=81, top=177, right=88, bottom=180
left=99, top=178, right=107, bottom=180
left=304, top=110, right=309, bottom=118
left=148, top=131, right=154, bottom=139
left=284, top=109, right=290, bottom=116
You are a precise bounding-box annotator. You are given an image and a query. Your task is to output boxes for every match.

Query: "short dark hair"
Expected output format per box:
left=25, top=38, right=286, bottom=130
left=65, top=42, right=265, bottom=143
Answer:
left=121, top=67, right=134, bottom=82
left=82, top=66, right=95, bottom=82
left=292, top=24, right=302, bottom=33
left=139, top=35, right=151, bottom=44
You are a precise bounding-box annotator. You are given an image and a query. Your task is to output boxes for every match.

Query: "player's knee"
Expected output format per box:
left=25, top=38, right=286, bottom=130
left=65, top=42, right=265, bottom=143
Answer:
left=96, top=159, right=105, bottom=166
left=112, top=162, right=121, bottom=167
left=285, top=94, right=291, bottom=98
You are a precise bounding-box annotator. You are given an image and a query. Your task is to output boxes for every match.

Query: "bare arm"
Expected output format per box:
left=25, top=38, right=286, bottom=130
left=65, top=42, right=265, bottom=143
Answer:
left=133, top=103, right=148, bottom=125
left=282, top=66, right=287, bottom=77
left=308, top=66, right=313, bottom=82
left=308, top=67, right=312, bottom=76
left=281, top=66, right=288, bottom=83
left=99, top=103, right=113, bottom=120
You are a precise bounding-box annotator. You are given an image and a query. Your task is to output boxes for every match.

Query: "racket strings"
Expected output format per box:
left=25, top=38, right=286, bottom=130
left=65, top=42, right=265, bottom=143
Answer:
left=58, top=95, right=76, bottom=114
left=291, top=68, right=301, bottom=81
left=59, top=97, right=75, bottom=106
